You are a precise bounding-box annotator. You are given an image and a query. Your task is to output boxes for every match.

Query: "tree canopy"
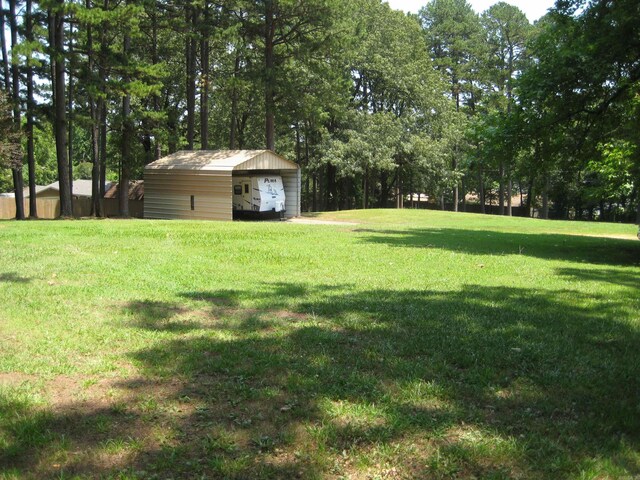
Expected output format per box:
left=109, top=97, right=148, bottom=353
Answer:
left=0, top=0, right=637, bottom=223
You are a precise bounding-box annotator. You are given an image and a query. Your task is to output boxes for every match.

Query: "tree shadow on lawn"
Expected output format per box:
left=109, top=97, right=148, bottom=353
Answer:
left=354, top=227, right=640, bottom=266
left=3, top=281, right=640, bottom=478
left=557, top=267, right=640, bottom=290
left=0, top=272, right=31, bottom=283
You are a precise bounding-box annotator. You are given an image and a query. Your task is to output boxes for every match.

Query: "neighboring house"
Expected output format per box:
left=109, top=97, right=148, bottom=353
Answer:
left=0, top=180, right=120, bottom=219
left=103, top=181, right=144, bottom=217
left=0, top=185, right=47, bottom=198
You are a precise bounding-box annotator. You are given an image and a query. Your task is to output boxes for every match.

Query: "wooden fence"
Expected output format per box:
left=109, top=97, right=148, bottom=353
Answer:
left=0, top=197, right=93, bottom=219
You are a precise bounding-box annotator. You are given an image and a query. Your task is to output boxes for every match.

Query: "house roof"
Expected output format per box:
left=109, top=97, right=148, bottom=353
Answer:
left=30, top=180, right=114, bottom=198
left=145, top=150, right=299, bottom=172
left=1, top=185, right=48, bottom=198
left=104, top=180, right=144, bottom=201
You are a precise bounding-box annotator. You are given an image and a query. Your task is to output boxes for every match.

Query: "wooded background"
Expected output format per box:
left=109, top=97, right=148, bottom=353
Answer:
left=0, top=0, right=638, bottom=222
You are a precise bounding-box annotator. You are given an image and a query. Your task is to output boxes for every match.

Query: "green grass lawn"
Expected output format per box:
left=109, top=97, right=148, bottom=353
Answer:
left=0, top=210, right=639, bottom=479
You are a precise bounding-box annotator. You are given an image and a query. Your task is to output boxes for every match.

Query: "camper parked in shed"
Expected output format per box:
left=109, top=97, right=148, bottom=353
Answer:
left=233, top=175, right=286, bottom=218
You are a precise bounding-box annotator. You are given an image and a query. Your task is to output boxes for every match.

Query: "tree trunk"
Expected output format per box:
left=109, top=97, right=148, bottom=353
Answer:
left=99, top=0, right=109, bottom=196
left=498, top=160, right=505, bottom=216
left=68, top=20, right=74, bottom=195
left=362, top=168, right=368, bottom=210
left=452, top=155, right=458, bottom=212
left=86, top=0, right=102, bottom=217
left=379, top=171, right=388, bottom=208
left=185, top=5, right=196, bottom=149
left=8, top=0, right=24, bottom=220
left=151, top=9, right=161, bottom=159
left=0, top=7, right=9, bottom=93
left=99, top=98, right=107, bottom=195
left=264, top=0, right=275, bottom=150
left=26, top=0, right=37, bottom=218
left=200, top=2, right=209, bottom=150
left=541, top=173, right=550, bottom=220
left=312, top=172, right=317, bottom=212
left=52, top=1, right=72, bottom=217
left=526, top=177, right=534, bottom=218
left=507, top=177, right=512, bottom=216
left=119, top=12, right=131, bottom=218
left=478, top=162, right=485, bottom=213
left=229, top=53, right=240, bottom=149
left=326, top=163, right=337, bottom=211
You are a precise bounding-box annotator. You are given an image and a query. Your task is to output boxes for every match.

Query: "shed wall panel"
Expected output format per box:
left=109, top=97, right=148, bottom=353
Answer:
left=281, top=169, right=301, bottom=218
left=144, top=171, right=232, bottom=220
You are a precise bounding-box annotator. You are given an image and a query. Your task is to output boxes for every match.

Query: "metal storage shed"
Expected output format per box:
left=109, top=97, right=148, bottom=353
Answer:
left=144, top=150, right=301, bottom=220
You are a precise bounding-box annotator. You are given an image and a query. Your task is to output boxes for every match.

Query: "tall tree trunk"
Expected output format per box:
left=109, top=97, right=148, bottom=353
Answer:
left=452, top=84, right=459, bottom=212
left=99, top=98, right=107, bottom=195
left=99, top=0, right=109, bottom=196
left=229, top=53, right=240, bottom=149
left=26, top=0, right=37, bottom=218
left=452, top=152, right=458, bottom=212
left=200, top=2, right=209, bottom=150
left=312, top=172, right=317, bottom=212
left=86, top=0, right=102, bottom=217
left=119, top=12, right=131, bottom=218
left=326, top=163, right=337, bottom=211
left=151, top=8, right=161, bottom=159
left=68, top=20, right=74, bottom=196
left=0, top=6, right=9, bottom=94
left=541, top=173, right=550, bottom=220
left=507, top=177, right=512, bottom=216
left=264, top=0, right=275, bottom=150
left=526, top=177, right=534, bottom=218
left=8, top=0, right=24, bottom=220
left=635, top=174, right=640, bottom=227
left=52, top=1, right=72, bottom=217
left=379, top=171, right=389, bottom=208
left=185, top=5, right=196, bottom=149
left=498, top=160, right=505, bottom=216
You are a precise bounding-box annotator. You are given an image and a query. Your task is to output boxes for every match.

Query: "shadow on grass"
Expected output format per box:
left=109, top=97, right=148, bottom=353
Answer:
left=557, top=267, right=640, bottom=290
left=3, top=280, right=640, bottom=478
left=0, top=272, right=31, bottom=283
left=354, top=228, right=640, bottom=266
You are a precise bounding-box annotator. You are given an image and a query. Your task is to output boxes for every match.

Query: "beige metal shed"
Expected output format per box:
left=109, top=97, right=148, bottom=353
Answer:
left=144, top=150, right=301, bottom=220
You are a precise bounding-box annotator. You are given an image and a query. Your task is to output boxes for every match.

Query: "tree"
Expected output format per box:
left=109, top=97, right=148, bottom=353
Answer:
left=480, top=2, right=531, bottom=215
left=419, top=0, right=482, bottom=211
left=0, top=90, right=22, bottom=205
left=47, top=0, right=73, bottom=217
left=514, top=0, right=640, bottom=222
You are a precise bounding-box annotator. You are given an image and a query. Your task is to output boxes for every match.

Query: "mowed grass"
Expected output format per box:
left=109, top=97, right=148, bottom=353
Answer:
left=0, top=209, right=638, bottom=479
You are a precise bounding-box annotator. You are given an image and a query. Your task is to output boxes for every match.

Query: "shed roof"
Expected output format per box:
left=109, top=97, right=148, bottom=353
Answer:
left=145, top=150, right=299, bottom=172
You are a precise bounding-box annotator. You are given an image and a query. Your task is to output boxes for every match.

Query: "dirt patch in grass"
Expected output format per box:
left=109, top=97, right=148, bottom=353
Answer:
left=0, top=372, right=38, bottom=386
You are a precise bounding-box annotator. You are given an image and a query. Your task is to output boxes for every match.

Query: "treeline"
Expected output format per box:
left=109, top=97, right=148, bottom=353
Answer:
left=0, top=0, right=638, bottom=222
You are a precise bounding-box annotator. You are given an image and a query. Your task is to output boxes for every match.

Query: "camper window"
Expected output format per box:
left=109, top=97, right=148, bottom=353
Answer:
left=244, top=184, right=249, bottom=194
left=234, top=185, right=242, bottom=195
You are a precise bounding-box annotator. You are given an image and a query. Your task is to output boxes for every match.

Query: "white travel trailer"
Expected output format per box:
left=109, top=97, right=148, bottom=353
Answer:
left=233, top=175, right=286, bottom=217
